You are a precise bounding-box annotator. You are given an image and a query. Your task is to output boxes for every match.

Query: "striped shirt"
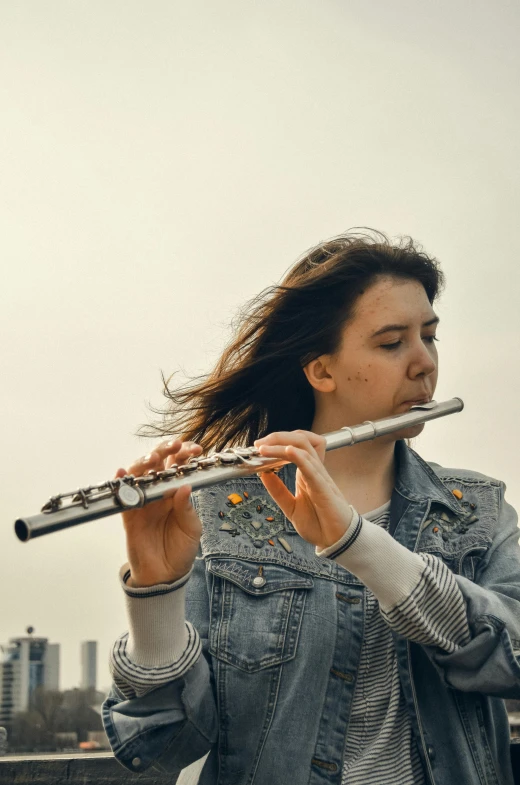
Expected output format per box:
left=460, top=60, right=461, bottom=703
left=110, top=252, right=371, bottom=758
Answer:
left=316, top=501, right=471, bottom=784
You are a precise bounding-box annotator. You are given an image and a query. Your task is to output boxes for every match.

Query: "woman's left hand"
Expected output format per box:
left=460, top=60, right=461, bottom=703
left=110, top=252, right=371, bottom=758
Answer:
left=254, top=430, right=354, bottom=550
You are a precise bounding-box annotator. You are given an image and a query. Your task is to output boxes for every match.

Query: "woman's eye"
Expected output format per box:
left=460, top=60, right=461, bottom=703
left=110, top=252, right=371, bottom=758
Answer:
left=381, top=336, right=439, bottom=351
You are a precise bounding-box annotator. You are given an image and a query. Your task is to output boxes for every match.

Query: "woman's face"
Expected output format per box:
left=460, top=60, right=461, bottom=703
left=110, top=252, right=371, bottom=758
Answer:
left=306, top=276, right=439, bottom=438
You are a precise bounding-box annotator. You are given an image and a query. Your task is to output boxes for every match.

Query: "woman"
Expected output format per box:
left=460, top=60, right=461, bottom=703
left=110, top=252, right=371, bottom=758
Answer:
left=103, top=231, right=520, bottom=785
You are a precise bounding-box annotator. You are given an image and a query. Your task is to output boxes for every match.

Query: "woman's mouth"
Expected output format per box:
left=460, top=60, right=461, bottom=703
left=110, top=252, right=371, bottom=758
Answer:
left=401, top=397, right=431, bottom=407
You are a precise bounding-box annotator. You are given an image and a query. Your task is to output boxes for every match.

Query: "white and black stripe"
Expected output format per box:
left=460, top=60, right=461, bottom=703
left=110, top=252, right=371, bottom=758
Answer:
left=339, top=503, right=470, bottom=785
left=109, top=621, right=201, bottom=698
left=326, top=511, right=363, bottom=559
left=381, top=552, right=471, bottom=652
left=341, top=505, right=426, bottom=784
left=122, top=567, right=192, bottom=597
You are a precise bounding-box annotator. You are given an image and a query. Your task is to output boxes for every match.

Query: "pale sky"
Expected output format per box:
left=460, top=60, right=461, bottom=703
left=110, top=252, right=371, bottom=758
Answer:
left=1, top=0, right=519, bottom=692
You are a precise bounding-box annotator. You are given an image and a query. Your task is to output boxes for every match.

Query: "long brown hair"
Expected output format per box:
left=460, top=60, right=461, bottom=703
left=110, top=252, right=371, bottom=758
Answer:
left=136, top=229, right=445, bottom=452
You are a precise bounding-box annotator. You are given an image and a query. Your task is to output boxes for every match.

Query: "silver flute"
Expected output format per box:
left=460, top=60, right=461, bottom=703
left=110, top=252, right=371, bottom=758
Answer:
left=14, top=398, right=463, bottom=542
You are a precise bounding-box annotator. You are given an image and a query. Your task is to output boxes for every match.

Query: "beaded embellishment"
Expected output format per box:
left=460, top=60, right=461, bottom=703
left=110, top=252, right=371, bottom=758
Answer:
left=420, top=495, right=479, bottom=540
left=218, top=494, right=293, bottom=552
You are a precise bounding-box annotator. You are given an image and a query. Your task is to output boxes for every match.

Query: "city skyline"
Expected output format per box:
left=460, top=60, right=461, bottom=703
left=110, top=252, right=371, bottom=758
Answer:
left=0, top=631, right=102, bottom=711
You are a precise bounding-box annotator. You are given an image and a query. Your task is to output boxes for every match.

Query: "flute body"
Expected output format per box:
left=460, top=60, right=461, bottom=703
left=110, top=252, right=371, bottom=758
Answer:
left=14, top=397, right=463, bottom=542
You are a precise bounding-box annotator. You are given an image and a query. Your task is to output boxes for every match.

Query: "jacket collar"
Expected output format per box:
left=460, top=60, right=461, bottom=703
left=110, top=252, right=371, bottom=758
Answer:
left=388, top=440, right=474, bottom=538
left=393, top=439, right=463, bottom=514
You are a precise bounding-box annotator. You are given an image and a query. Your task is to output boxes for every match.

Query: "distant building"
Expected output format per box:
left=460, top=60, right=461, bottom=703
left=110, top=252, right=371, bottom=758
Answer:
left=0, top=630, right=60, bottom=724
left=80, top=641, right=97, bottom=691
left=43, top=644, right=60, bottom=691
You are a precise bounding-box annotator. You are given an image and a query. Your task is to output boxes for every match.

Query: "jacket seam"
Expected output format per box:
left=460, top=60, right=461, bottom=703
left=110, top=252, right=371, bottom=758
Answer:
left=438, top=476, right=501, bottom=487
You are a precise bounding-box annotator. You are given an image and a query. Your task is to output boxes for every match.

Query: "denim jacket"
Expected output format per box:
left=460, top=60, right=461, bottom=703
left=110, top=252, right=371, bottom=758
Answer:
left=102, top=441, right=520, bottom=784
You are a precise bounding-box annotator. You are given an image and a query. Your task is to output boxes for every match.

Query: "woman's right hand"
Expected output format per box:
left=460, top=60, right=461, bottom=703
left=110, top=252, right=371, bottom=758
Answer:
left=114, top=439, right=204, bottom=588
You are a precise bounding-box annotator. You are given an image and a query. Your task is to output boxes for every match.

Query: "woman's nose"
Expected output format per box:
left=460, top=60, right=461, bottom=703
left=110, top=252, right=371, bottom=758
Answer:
left=409, top=340, right=437, bottom=378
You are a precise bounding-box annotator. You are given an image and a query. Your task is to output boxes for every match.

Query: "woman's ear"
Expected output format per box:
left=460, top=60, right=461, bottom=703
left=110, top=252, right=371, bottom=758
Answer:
left=302, top=356, right=337, bottom=393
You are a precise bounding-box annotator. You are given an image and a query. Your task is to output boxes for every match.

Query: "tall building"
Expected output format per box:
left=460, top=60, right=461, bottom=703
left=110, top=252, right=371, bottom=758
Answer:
left=44, top=644, right=60, bottom=691
left=0, top=630, right=60, bottom=724
left=80, top=641, right=97, bottom=691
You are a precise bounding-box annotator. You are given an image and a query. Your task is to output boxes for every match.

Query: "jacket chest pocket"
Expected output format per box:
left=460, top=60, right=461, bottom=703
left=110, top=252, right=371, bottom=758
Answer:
left=419, top=541, right=490, bottom=581
left=457, top=545, right=490, bottom=580
left=207, top=558, right=313, bottom=673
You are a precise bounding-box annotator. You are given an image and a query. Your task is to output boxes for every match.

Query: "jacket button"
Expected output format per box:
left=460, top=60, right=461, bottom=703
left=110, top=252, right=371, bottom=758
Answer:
left=427, top=745, right=435, bottom=761
left=253, top=576, right=266, bottom=587
left=132, top=757, right=141, bottom=768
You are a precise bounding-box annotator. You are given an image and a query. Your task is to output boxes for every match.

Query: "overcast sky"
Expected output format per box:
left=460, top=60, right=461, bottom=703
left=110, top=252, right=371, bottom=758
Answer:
left=1, top=0, right=519, bottom=691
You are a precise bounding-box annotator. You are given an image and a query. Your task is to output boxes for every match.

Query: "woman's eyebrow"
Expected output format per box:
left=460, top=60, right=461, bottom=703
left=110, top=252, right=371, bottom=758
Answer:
left=370, top=316, right=440, bottom=338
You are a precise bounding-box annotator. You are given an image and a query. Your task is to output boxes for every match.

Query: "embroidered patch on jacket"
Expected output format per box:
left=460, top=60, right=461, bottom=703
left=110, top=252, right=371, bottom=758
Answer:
left=420, top=501, right=479, bottom=541
left=218, top=495, right=293, bottom=552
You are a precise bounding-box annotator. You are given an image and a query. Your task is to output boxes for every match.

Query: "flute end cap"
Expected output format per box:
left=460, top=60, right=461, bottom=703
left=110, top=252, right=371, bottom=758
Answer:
left=14, top=519, right=30, bottom=542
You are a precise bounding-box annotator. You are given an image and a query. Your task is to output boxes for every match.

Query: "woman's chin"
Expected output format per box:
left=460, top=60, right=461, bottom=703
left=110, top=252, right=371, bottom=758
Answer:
left=393, top=422, right=426, bottom=441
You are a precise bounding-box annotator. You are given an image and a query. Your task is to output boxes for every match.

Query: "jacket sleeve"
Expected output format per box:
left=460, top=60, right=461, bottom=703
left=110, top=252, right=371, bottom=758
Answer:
left=315, top=510, right=471, bottom=653
left=424, top=484, right=520, bottom=698
left=102, top=537, right=218, bottom=775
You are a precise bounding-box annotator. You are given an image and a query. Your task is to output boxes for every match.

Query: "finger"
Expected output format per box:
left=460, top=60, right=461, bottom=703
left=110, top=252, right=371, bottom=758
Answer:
left=283, top=446, right=337, bottom=497
left=127, top=451, right=161, bottom=477
left=155, top=439, right=203, bottom=462
left=170, top=442, right=203, bottom=465
left=255, top=430, right=326, bottom=461
left=259, top=471, right=296, bottom=519
left=140, top=439, right=203, bottom=466
left=255, top=430, right=319, bottom=447
left=128, top=441, right=202, bottom=477
left=170, top=485, right=203, bottom=542
left=256, top=443, right=327, bottom=473
left=165, top=444, right=204, bottom=471
left=169, top=483, right=193, bottom=509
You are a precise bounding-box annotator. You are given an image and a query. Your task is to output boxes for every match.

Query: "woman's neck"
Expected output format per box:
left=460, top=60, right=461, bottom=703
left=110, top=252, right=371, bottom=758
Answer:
left=312, top=414, right=397, bottom=516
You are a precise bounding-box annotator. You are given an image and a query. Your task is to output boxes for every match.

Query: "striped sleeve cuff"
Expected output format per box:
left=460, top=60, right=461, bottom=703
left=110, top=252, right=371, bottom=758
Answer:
left=315, top=513, right=426, bottom=610
left=109, top=562, right=202, bottom=697
left=315, top=508, right=363, bottom=559
left=109, top=623, right=202, bottom=698
left=380, top=552, right=471, bottom=652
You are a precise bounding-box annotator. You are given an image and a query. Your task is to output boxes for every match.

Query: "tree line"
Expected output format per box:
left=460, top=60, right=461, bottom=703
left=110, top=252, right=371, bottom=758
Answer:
left=3, top=686, right=105, bottom=753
